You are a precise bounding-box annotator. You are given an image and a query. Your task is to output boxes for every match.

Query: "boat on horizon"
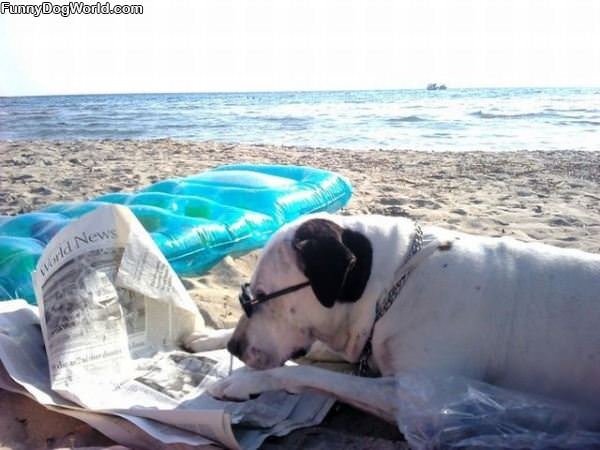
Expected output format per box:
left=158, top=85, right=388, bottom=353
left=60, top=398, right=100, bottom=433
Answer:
left=427, top=83, right=447, bottom=90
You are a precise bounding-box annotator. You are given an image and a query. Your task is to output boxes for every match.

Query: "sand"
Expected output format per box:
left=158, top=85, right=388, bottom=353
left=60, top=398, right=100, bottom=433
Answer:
left=1, top=139, right=599, bottom=448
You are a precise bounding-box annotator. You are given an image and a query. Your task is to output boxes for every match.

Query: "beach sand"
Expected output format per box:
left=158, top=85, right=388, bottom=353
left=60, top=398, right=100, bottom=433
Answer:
left=1, top=140, right=599, bottom=449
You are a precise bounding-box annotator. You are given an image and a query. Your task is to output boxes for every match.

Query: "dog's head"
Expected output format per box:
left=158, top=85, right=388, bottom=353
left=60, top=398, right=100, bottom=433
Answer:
left=227, top=216, right=373, bottom=369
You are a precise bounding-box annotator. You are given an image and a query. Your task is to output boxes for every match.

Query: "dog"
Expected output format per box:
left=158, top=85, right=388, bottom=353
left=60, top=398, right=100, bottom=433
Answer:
left=185, top=213, right=600, bottom=421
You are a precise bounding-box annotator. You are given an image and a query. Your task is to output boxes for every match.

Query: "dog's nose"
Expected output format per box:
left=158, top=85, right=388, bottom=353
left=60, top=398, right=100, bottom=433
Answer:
left=227, top=337, right=245, bottom=358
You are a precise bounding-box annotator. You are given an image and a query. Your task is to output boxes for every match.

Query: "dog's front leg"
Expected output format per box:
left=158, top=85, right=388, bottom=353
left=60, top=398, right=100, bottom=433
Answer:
left=183, top=328, right=234, bottom=352
left=209, top=366, right=397, bottom=423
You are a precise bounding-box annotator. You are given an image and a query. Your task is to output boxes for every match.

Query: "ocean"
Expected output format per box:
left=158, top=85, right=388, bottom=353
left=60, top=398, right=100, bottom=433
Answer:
left=1, top=87, right=598, bottom=151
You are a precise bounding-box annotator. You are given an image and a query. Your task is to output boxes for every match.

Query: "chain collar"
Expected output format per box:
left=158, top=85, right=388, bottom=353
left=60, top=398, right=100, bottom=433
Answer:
left=356, top=222, right=424, bottom=377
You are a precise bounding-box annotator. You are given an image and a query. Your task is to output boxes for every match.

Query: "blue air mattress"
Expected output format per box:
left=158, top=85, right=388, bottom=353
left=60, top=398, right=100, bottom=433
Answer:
left=0, top=165, right=352, bottom=303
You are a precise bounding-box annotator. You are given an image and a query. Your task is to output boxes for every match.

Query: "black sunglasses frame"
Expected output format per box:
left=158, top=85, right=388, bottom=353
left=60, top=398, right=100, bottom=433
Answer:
left=239, top=281, right=311, bottom=317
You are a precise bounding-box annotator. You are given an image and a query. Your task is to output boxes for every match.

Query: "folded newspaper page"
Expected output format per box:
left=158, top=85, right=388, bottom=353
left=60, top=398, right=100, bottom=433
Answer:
left=34, top=204, right=205, bottom=409
left=0, top=204, right=335, bottom=449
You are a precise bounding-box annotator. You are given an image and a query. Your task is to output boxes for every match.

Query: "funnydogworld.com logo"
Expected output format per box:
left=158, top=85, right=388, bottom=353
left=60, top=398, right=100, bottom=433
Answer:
left=0, top=2, right=143, bottom=17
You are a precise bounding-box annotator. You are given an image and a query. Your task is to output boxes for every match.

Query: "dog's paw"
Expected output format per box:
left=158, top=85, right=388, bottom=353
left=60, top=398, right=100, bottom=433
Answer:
left=183, top=328, right=234, bottom=353
left=208, top=370, right=280, bottom=401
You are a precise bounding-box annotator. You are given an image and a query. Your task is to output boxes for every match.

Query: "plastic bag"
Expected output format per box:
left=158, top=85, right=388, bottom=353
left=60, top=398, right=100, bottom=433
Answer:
left=395, top=373, right=600, bottom=449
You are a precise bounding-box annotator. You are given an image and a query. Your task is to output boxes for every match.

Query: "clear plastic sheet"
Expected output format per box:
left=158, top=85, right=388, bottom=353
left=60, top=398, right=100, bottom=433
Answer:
left=395, top=373, right=600, bottom=449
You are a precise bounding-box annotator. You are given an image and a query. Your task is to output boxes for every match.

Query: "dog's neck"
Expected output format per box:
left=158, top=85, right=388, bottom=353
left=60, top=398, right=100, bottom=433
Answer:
left=313, top=216, right=418, bottom=364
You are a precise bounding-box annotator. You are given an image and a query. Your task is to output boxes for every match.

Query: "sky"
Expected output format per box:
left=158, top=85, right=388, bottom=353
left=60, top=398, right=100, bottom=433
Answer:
left=1, top=0, right=599, bottom=96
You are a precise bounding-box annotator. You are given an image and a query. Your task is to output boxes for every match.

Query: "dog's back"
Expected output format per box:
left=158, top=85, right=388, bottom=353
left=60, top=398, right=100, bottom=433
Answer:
left=384, top=226, right=600, bottom=408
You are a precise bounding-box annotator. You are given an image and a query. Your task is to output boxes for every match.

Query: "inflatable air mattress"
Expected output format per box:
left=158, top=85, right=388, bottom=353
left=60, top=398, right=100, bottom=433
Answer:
left=0, top=165, right=352, bottom=303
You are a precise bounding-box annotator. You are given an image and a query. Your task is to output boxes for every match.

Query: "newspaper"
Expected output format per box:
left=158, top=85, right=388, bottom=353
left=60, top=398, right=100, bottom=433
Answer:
left=0, top=204, right=333, bottom=449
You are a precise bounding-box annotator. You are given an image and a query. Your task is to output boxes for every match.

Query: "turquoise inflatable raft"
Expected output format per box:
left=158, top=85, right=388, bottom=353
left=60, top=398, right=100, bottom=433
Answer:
left=0, top=165, right=352, bottom=303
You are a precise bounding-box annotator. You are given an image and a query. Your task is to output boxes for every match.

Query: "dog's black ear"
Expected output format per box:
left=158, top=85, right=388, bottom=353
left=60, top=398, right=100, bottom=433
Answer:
left=294, top=236, right=356, bottom=308
left=340, top=228, right=373, bottom=302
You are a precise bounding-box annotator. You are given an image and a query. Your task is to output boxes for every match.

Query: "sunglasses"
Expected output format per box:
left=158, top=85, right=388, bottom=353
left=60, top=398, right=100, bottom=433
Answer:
left=239, top=281, right=311, bottom=317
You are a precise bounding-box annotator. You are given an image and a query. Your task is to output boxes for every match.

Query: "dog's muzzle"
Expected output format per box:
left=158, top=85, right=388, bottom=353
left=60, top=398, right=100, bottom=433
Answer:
left=238, top=281, right=311, bottom=317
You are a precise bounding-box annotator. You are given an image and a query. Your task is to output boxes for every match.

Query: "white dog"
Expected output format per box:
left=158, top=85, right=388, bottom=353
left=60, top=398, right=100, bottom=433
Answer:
left=186, top=213, right=600, bottom=421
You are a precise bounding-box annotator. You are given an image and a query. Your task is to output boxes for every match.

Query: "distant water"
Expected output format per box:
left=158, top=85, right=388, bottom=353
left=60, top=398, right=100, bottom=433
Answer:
left=1, top=87, right=598, bottom=151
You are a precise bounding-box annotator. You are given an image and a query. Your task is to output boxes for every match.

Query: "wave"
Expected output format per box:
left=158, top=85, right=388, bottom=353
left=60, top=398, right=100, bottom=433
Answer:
left=470, top=110, right=557, bottom=120
left=257, top=115, right=311, bottom=123
left=386, top=115, right=426, bottom=123
left=545, top=107, right=599, bottom=114
left=561, top=120, right=600, bottom=127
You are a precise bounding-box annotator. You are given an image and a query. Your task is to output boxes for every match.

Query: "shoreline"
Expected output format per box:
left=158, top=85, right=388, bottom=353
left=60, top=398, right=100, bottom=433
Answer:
left=1, top=139, right=600, bottom=448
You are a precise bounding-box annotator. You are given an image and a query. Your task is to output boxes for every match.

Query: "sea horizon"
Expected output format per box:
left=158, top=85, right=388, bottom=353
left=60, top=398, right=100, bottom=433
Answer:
left=3, top=83, right=600, bottom=98
left=1, top=87, right=599, bottom=151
